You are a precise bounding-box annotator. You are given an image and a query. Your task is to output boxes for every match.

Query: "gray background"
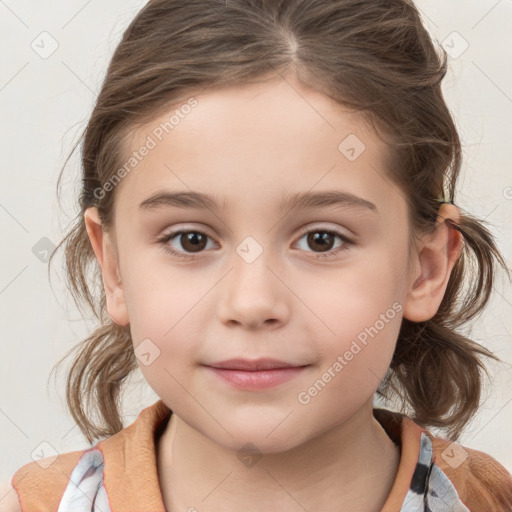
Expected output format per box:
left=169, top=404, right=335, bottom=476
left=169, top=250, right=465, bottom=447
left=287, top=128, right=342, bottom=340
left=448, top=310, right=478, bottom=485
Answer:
left=1, top=0, right=511, bottom=490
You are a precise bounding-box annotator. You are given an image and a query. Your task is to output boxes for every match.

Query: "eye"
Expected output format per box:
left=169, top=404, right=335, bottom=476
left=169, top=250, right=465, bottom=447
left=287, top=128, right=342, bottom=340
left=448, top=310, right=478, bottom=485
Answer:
left=156, top=226, right=354, bottom=260
left=157, top=230, right=217, bottom=259
left=294, top=227, right=353, bottom=259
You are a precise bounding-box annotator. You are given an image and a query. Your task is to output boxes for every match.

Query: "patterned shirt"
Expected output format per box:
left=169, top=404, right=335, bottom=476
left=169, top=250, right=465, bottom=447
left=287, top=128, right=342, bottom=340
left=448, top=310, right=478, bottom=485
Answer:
left=11, top=400, right=512, bottom=511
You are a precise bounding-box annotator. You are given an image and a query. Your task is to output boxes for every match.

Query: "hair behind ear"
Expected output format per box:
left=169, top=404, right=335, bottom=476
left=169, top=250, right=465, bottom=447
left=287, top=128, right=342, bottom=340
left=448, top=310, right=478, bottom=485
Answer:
left=441, top=211, right=509, bottom=325
left=378, top=208, right=510, bottom=441
left=50, top=322, right=137, bottom=443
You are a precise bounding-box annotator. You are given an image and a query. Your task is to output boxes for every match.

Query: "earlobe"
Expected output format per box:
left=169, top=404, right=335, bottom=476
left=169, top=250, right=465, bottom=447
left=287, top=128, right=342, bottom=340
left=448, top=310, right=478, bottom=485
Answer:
left=402, top=204, right=464, bottom=323
left=83, top=207, right=130, bottom=326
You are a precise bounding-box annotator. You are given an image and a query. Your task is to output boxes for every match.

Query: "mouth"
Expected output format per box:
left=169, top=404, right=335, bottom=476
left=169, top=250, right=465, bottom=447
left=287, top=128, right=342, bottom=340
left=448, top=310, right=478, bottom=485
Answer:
left=203, top=358, right=310, bottom=390
left=205, top=358, right=308, bottom=371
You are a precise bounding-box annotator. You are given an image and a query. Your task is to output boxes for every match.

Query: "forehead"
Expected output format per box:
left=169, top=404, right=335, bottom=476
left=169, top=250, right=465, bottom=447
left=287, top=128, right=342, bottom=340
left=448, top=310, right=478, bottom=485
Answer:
left=113, top=76, right=404, bottom=220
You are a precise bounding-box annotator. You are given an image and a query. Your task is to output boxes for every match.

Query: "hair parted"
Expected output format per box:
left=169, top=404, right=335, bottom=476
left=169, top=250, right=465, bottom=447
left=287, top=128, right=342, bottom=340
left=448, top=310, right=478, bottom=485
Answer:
left=48, top=0, right=510, bottom=444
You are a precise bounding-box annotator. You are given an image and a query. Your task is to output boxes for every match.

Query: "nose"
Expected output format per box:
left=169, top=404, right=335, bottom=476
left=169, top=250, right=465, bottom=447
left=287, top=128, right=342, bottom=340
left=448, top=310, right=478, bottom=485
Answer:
left=216, top=251, right=290, bottom=330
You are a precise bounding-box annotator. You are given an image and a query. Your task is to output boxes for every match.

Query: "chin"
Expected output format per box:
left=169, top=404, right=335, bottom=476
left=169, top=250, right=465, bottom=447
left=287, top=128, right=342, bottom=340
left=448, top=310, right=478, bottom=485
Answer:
left=218, top=421, right=310, bottom=455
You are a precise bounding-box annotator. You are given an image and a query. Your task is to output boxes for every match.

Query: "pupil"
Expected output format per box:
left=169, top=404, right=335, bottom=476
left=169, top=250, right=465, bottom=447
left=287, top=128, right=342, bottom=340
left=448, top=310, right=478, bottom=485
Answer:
left=308, top=232, right=333, bottom=252
left=183, top=232, right=206, bottom=252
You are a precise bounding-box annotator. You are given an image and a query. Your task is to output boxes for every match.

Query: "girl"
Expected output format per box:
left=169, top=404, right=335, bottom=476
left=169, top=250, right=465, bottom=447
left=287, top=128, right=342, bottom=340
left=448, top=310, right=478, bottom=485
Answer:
left=5, top=0, right=512, bottom=511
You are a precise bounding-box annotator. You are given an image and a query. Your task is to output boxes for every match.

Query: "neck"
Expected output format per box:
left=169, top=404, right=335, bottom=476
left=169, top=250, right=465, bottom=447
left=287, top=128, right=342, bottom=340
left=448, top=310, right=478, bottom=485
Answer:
left=156, top=399, right=400, bottom=512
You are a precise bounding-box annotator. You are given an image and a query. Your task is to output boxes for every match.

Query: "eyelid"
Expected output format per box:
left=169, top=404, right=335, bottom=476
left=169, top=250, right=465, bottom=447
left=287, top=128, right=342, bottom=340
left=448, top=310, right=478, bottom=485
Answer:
left=156, top=223, right=215, bottom=240
left=295, top=222, right=354, bottom=239
left=157, top=222, right=353, bottom=243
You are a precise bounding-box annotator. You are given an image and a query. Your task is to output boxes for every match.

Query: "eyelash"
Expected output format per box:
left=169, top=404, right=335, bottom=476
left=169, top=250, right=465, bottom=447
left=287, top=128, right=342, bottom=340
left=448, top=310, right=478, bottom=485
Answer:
left=156, top=226, right=354, bottom=261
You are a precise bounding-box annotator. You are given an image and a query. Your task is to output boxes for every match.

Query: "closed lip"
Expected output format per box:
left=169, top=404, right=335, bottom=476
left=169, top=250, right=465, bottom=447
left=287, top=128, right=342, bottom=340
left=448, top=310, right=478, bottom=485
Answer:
left=205, top=358, right=308, bottom=371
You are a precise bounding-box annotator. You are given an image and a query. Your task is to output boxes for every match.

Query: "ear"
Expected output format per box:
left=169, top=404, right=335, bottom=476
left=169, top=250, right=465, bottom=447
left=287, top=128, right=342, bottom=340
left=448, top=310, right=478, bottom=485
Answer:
left=403, top=204, right=464, bottom=322
left=84, top=207, right=130, bottom=326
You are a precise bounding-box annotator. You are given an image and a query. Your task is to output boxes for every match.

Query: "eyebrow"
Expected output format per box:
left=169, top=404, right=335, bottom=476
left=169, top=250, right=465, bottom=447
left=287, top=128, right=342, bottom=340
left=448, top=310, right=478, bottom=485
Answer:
left=138, top=190, right=378, bottom=214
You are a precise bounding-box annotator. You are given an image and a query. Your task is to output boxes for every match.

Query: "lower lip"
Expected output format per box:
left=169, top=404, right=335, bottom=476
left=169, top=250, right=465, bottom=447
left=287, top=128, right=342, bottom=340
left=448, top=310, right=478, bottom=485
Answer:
left=205, top=366, right=308, bottom=390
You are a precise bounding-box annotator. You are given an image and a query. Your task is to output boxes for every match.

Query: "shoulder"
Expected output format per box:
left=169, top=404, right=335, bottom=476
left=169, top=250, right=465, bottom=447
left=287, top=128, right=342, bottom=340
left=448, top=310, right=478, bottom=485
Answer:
left=8, top=449, right=86, bottom=512
left=427, top=432, right=512, bottom=511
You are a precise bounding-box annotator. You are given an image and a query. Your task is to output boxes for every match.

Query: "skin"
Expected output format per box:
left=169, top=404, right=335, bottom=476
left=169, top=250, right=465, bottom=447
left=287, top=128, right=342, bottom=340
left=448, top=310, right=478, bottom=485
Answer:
left=84, top=72, right=463, bottom=512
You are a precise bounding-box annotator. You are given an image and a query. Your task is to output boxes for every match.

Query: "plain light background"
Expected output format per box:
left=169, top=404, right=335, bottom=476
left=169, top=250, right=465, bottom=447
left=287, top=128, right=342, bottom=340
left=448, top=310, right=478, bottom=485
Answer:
left=1, top=0, right=511, bottom=491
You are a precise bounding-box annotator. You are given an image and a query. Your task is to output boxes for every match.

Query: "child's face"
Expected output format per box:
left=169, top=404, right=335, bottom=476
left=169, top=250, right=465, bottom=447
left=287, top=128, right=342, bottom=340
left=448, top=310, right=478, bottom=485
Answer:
left=97, top=75, right=419, bottom=451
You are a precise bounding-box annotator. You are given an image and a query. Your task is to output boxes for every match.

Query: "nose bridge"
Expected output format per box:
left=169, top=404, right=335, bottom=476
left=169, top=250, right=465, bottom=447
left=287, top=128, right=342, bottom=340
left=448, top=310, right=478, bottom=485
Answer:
left=217, top=235, right=289, bottom=328
left=231, top=235, right=280, bottom=300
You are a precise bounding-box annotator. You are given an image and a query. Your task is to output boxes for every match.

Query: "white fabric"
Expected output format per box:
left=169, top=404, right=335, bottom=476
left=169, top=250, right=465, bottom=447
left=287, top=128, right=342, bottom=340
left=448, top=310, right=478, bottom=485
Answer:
left=400, top=432, right=470, bottom=511
left=57, top=449, right=111, bottom=512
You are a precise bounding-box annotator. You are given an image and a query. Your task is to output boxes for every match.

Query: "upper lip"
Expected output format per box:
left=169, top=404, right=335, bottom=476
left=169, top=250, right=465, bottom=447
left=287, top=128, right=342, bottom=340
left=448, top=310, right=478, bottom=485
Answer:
left=205, top=358, right=307, bottom=371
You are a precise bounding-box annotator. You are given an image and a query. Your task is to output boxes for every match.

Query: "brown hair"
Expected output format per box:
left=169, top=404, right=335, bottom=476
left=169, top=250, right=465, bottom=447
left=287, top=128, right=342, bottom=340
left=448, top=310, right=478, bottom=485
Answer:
left=49, top=0, right=510, bottom=443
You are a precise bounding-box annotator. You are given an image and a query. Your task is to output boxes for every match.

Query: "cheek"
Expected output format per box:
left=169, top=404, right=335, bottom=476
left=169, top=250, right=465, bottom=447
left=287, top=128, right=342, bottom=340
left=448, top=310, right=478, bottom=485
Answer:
left=120, top=266, right=208, bottom=402
left=299, top=251, right=404, bottom=388
left=318, top=298, right=402, bottom=385
left=301, top=249, right=405, bottom=334
left=121, top=251, right=204, bottom=337
left=296, top=308, right=401, bottom=422
left=126, top=278, right=203, bottom=409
